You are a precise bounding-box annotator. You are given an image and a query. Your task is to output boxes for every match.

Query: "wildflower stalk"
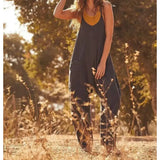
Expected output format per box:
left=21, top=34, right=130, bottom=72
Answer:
left=124, top=43, right=142, bottom=135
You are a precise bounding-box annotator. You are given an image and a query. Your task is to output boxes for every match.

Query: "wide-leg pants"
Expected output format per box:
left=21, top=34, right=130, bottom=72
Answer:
left=69, top=55, right=121, bottom=151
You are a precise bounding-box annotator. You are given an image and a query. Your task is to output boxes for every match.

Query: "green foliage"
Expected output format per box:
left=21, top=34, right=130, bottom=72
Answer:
left=13, top=0, right=76, bottom=86
left=109, top=0, right=156, bottom=134
left=4, top=34, right=29, bottom=97
left=119, top=45, right=154, bottom=135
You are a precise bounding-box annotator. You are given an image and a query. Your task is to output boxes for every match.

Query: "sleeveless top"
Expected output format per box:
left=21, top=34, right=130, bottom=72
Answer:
left=69, top=7, right=121, bottom=114
left=70, top=7, right=106, bottom=73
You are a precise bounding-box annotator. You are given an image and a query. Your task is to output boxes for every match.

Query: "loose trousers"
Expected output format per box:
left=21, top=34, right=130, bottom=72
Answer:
left=69, top=59, right=121, bottom=151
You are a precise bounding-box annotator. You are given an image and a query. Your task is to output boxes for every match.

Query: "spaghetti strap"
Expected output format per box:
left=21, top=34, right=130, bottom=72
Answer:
left=100, top=6, right=104, bottom=20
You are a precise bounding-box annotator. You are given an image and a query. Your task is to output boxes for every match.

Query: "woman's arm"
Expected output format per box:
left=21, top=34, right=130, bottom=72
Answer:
left=95, top=1, right=114, bottom=79
left=101, top=1, right=114, bottom=64
left=53, top=0, right=79, bottom=20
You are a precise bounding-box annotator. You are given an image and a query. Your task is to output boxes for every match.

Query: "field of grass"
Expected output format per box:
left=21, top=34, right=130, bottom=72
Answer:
left=4, top=134, right=157, bottom=160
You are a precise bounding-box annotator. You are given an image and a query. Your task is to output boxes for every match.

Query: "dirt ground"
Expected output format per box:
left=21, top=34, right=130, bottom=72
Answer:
left=4, top=134, right=157, bottom=160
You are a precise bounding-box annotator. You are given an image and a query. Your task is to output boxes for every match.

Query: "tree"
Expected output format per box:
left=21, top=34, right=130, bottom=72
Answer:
left=3, top=34, right=39, bottom=119
left=111, top=0, right=156, bottom=115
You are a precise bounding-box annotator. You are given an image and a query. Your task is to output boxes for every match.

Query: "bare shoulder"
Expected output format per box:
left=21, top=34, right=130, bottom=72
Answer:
left=103, top=0, right=112, bottom=9
left=102, top=1, right=114, bottom=25
left=103, top=0, right=112, bottom=15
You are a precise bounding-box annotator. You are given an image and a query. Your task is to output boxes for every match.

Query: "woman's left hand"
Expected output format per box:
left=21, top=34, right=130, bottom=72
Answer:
left=95, top=61, right=106, bottom=79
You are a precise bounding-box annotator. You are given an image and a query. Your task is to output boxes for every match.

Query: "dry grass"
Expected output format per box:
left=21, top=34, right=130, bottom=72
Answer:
left=4, top=134, right=157, bottom=160
left=3, top=59, right=157, bottom=160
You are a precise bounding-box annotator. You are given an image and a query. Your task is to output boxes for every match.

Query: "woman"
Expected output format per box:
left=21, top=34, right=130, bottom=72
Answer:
left=53, top=0, right=121, bottom=155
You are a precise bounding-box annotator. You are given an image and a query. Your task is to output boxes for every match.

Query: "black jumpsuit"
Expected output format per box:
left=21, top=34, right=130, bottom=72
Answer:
left=68, top=8, right=121, bottom=151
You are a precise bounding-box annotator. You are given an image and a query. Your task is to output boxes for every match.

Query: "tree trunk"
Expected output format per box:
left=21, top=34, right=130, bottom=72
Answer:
left=149, top=71, right=157, bottom=116
left=149, top=73, right=157, bottom=116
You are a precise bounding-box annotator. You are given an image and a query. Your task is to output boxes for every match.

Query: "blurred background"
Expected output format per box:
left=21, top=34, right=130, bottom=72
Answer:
left=3, top=0, right=156, bottom=139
